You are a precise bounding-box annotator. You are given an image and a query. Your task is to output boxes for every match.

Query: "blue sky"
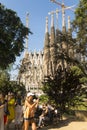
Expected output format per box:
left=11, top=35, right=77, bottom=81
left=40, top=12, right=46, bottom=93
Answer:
left=1, top=0, right=79, bottom=51
left=0, top=0, right=79, bottom=78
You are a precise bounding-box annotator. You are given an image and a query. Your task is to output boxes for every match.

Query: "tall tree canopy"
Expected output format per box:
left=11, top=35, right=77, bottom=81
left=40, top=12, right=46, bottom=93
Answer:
left=42, top=66, right=87, bottom=114
left=0, top=3, right=32, bottom=69
left=72, top=0, right=87, bottom=55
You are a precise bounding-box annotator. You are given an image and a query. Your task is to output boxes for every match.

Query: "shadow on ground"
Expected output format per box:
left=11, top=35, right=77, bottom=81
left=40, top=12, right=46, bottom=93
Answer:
left=39, top=116, right=87, bottom=130
left=9, top=115, right=87, bottom=130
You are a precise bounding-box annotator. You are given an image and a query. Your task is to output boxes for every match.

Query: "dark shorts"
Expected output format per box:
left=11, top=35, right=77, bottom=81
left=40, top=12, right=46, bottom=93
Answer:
left=23, top=117, right=37, bottom=125
left=24, top=117, right=34, bottom=121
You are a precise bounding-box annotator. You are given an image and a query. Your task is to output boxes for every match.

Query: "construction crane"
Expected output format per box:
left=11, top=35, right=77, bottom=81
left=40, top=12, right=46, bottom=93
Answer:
left=50, top=0, right=75, bottom=30
left=50, top=0, right=75, bottom=11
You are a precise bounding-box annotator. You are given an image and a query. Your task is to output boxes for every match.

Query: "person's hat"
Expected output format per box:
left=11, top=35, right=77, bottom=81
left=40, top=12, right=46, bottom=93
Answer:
left=27, top=92, right=34, bottom=97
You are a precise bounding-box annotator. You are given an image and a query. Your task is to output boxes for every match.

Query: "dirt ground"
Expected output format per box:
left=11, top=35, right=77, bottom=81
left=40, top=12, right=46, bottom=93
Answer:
left=41, top=118, right=87, bottom=130
left=9, top=118, right=87, bottom=130
left=38, top=118, right=87, bottom=130
left=48, top=122, right=87, bottom=130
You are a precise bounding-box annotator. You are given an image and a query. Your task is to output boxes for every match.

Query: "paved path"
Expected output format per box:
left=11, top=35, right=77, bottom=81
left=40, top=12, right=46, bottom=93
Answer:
left=56, top=122, right=87, bottom=130
left=8, top=119, right=87, bottom=130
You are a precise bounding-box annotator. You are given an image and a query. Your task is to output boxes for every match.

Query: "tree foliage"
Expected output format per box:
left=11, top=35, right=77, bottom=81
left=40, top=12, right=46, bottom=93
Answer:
left=0, top=70, right=26, bottom=96
left=0, top=3, right=32, bottom=69
left=42, top=66, right=87, bottom=114
left=72, top=0, right=87, bottom=55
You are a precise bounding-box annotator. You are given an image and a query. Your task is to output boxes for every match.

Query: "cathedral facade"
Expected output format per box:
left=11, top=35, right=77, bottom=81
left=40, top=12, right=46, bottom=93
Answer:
left=18, top=51, right=44, bottom=94
left=18, top=12, right=76, bottom=94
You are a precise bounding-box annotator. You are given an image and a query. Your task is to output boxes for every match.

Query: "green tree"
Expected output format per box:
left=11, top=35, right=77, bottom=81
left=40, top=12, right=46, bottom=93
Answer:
left=9, top=81, right=26, bottom=97
left=72, top=0, right=87, bottom=55
left=0, top=70, right=26, bottom=96
left=0, top=4, right=32, bottom=69
left=0, top=78, right=26, bottom=96
left=0, top=70, right=10, bottom=94
left=42, top=66, right=87, bottom=116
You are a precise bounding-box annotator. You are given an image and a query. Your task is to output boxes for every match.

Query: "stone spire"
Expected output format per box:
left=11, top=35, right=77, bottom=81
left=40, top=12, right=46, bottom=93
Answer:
left=50, top=13, right=55, bottom=45
left=44, top=17, right=49, bottom=47
left=62, top=4, right=66, bottom=33
left=45, top=16, right=48, bottom=33
left=43, top=17, right=50, bottom=76
left=55, top=9, right=59, bottom=30
left=55, top=9, right=60, bottom=44
left=24, top=13, right=29, bottom=57
left=50, top=13, right=57, bottom=75
left=68, top=16, right=71, bottom=35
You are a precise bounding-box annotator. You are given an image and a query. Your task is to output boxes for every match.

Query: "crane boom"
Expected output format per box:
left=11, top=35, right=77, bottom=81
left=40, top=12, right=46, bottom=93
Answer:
left=50, top=0, right=75, bottom=30
left=50, top=0, right=75, bottom=11
left=50, top=0, right=62, bottom=6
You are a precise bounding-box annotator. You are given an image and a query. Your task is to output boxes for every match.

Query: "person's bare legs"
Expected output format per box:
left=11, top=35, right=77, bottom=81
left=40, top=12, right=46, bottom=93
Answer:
left=32, top=121, right=37, bottom=130
left=24, top=120, right=29, bottom=130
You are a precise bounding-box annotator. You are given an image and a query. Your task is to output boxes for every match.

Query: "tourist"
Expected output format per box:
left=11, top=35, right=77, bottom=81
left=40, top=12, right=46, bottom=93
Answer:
left=0, top=93, right=4, bottom=130
left=4, top=95, right=10, bottom=130
left=7, top=93, right=15, bottom=129
left=38, top=103, right=48, bottom=128
left=23, top=92, right=39, bottom=130
left=15, top=98, right=23, bottom=129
